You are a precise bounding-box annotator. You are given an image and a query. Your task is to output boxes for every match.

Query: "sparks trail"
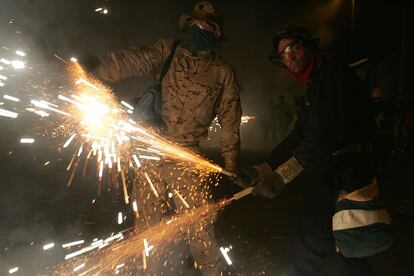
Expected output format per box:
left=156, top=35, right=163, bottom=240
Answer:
left=44, top=201, right=227, bottom=275
left=54, top=59, right=232, bottom=198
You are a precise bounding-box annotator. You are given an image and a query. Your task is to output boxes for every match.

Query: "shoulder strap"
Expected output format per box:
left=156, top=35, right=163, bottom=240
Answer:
left=159, top=40, right=179, bottom=82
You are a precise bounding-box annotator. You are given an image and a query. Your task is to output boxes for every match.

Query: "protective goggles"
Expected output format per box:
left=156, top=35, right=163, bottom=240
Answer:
left=268, top=39, right=303, bottom=67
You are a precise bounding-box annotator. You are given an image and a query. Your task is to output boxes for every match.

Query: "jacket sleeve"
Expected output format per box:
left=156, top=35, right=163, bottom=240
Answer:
left=216, top=67, right=242, bottom=164
left=267, top=114, right=304, bottom=169
left=292, top=66, right=342, bottom=171
left=95, top=38, right=175, bottom=82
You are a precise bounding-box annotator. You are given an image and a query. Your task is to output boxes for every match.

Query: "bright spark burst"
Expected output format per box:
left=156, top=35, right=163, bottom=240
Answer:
left=3, top=57, right=234, bottom=274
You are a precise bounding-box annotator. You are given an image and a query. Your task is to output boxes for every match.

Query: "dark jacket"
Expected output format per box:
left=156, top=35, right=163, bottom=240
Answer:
left=267, top=56, right=374, bottom=180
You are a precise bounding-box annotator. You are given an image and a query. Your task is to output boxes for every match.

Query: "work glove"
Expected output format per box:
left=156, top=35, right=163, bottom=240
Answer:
left=250, top=163, right=284, bottom=199
left=232, top=157, right=304, bottom=199
left=231, top=166, right=257, bottom=189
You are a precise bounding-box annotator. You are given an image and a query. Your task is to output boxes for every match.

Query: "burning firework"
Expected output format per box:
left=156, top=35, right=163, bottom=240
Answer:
left=2, top=49, right=243, bottom=274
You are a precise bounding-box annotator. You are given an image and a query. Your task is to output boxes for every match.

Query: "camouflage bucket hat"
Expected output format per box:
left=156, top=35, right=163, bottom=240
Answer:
left=179, top=1, right=224, bottom=38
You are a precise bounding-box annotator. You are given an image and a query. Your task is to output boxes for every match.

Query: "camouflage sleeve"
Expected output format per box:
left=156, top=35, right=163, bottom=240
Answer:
left=95, top=38, right=175, bottom=82
left=217, top=67, right=242, bottom=170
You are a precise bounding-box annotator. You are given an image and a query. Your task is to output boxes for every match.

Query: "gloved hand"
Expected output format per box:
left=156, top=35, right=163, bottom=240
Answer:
left=232, top=158, right=304, bottom=199
left=230, top=167, right=257, bottom=189
left=252, top=168, right=285, bottom=199
left=253, top=157, right=304, bottom=198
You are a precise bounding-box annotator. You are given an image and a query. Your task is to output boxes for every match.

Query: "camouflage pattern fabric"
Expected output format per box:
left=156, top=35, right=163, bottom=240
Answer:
left=96, top=38, right=241, bottom=170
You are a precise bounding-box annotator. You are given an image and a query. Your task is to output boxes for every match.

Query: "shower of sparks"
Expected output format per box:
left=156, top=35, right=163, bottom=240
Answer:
left=2, top=55, right=237, bottom=274
left=20, top=138, right=35, bottom=144
left=46, top=201, right=226, bottom=275
left=43, top=243, right=55, bottom=250
left=220, top=246, right=233, bottom=265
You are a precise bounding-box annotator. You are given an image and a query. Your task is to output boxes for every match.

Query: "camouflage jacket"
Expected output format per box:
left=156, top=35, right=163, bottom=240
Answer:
left=96, top=38, right=241, bottom=167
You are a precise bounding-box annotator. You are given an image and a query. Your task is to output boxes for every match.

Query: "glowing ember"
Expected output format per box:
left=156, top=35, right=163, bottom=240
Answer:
left=62, top=240, right=85, bottom=248
left=117, top=212, right=123, bottom=225
left=220, top=246, right=233, bottom=265
left=73, top=263, right=85, bottom=272
left=20, top=138, right=35, bottom=144
left=3, top=95, right=20, bottom=102
left=15, top=50, right=26, bottom=57
left=8, top=267, right=18, bottom=274
left=0, top=108, right=18, bottom=118
left=43, top=243, right=55, bottom=250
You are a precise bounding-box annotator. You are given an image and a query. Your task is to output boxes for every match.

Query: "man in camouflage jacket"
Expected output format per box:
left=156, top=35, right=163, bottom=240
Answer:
left=84, top=2, right=241, bottom=275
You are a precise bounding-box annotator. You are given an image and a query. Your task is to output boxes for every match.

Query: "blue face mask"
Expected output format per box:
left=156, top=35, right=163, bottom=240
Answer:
left=186, top=25, right=220, bottom=55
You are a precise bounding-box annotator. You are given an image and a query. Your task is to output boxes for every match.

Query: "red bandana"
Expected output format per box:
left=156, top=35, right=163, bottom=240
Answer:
left=291, top=57, right=316, bottom=82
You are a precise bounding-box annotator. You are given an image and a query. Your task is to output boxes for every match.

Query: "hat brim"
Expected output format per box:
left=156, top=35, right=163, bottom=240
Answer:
left=178, top=13, right=226, bottom=41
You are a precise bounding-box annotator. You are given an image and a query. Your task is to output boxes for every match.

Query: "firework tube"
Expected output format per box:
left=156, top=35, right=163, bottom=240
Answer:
left=220, top=168, right=237, bottom=178
left=230, top=187, right=254, bottom=201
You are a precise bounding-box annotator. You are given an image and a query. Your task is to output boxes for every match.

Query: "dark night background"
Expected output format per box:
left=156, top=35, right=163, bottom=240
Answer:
left=0, top=0, right=413, bottom=275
